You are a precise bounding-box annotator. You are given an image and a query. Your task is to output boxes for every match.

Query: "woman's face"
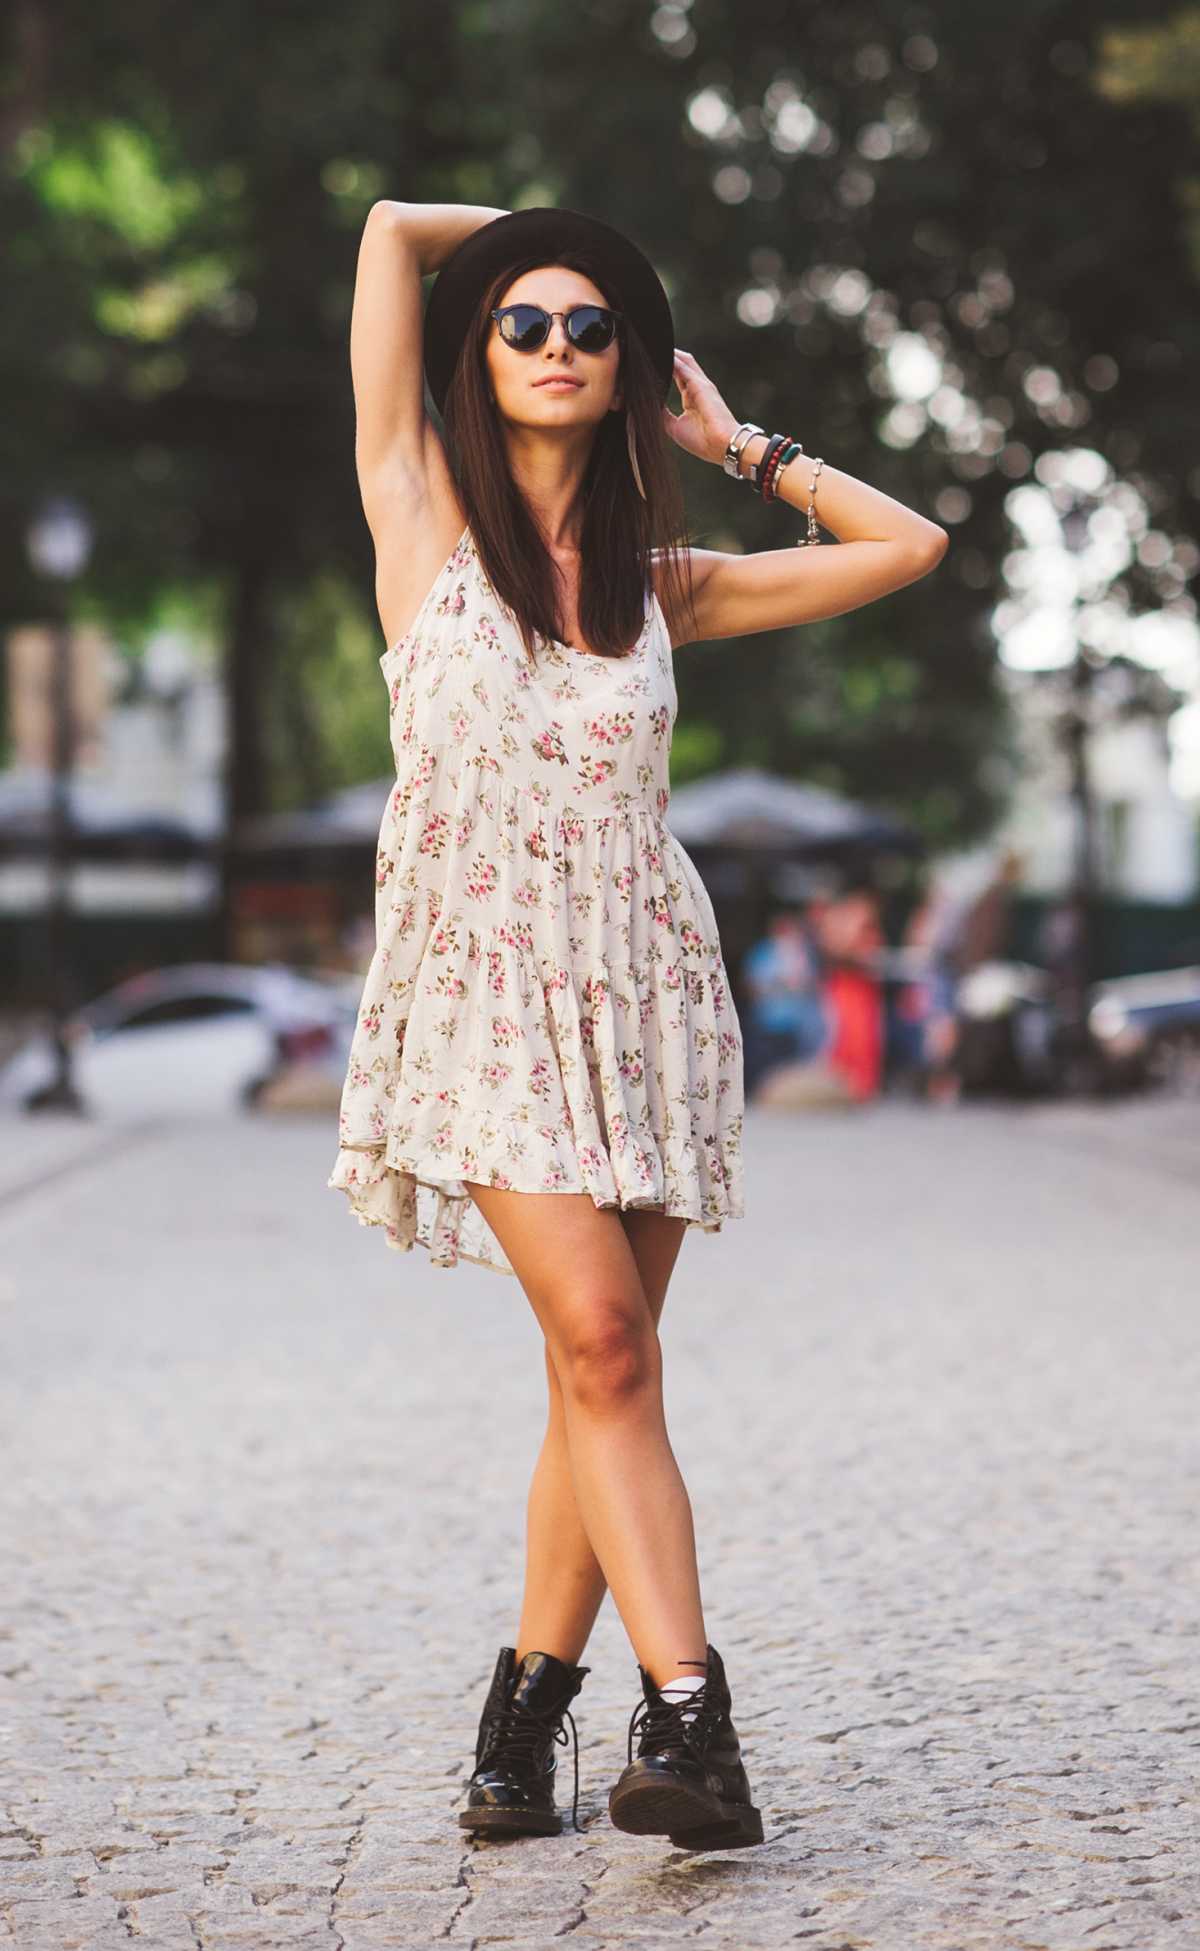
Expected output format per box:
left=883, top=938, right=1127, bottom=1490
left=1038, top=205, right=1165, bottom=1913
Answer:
left=485, top=263, right=623, bottom=434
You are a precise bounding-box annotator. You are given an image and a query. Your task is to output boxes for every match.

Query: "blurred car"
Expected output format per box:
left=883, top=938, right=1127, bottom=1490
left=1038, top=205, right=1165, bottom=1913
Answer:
left=1088, top=966, right=1200, bottom=1096
left=0, top=962, right=361, bottom=1118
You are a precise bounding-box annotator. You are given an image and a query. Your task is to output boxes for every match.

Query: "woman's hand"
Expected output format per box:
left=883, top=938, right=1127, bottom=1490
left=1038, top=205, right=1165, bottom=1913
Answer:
left=661, top=348, right=740, bottom=465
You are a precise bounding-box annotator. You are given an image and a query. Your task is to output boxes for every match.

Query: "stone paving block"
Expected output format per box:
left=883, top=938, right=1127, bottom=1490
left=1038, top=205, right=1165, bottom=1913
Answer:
left=2, top=1103, right=1198, bottom=1950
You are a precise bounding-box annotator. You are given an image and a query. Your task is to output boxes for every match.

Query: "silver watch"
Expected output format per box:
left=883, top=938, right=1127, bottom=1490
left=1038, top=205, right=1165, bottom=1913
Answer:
left=722, top=422, right=764, bottom=478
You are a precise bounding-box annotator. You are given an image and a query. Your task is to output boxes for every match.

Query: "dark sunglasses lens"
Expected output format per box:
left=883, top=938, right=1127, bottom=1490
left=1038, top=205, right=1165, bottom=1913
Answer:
left=501, top=305, right=549, bottom=348
left=569, top=307, right=616, bottom=350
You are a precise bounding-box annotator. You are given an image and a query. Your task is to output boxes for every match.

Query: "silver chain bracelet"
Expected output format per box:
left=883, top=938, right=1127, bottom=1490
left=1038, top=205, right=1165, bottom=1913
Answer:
left=798, top=456, right=825, bottom=546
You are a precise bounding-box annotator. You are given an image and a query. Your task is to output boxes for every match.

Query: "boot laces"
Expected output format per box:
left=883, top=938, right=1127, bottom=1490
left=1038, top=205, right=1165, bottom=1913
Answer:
left=627, top=1676, right=719, bottom=1766
left=472, top=1696, right=584, bottom=1834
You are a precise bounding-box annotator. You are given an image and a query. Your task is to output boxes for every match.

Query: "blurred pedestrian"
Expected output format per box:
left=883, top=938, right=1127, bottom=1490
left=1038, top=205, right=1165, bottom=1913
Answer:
left=814, top=887, right=886, bottom=1101
left=741, top=907, right=827, bottom=1094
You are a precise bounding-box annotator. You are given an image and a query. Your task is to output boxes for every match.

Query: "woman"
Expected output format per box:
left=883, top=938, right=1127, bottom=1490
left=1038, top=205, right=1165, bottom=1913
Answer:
left=328, top=200, right=948, bottom=1849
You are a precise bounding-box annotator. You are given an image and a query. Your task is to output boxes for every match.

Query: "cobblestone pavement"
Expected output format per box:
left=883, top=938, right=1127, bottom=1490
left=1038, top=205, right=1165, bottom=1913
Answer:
left=1, top=1095, right=1197, bottom=1950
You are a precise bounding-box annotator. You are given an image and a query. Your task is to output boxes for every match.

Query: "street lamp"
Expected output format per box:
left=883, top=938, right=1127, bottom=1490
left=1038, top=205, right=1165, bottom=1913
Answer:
left=23, top=494, right=95, bottom=1115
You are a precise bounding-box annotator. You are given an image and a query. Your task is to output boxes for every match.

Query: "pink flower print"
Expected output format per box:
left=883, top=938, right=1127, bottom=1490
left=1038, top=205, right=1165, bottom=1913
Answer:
left=512, top=878, right=542, bottom=910
left=349, top=1060, right=372, bottom=1089
left=486, top=950, right=507, bottom=996
left=528, top=1055, right=555, bottom=1102
left=585, top=709, right=635, bottom=747
left=524, top=820, right=548, bottom=861
left=633, top=1144, right=655, bottom=1182
left=435, top=579, right=468, bottom=621
left=577, top=753, right=617, bottom=789
left=679, top=919, right=704, bottom=957
left=480, top=1060, right=514, bottom=1090
left=649, top=703, right=671, bottom=741
left=466, top=856, right=499, bottom=902
left=612, top=864, right=635, bottom=901
left=491, top=1015, right=520, bottom=1048
left=577, top=1143, right=605, bottom=1175
left=367, top=1105, right=388, bottom=1141
left=656, top=785, right=670, bottom=816
left=496, top=916, right=535, bottom=955
left=541, top=1162, right=571, bottom=1191
left=413, top=747, right=437, bottom=788
left=532, top=722, right=569, bottom=765
left=433, top=970, right=468, bottom=1002
left=644, top=841, right=663, bottom=873
left=429, top=1118, right=457, bottom=1154
left=617, top=1048, right=645, bottom=1087
left=375, top=850, right=395, bottom=889
left=560, top=812, right=586, bottom=845
left=453, top=811, right=475, bottom=849
left=711, top=973, right=728, bottom=1015
left=488, top=1167, right=515, bottom=1189
left=449, top=706, right=471, bottom=743
left=418, top=809, right=451, bottom=858
left=585, top=974, right=611, bottom=1011
left=645, top=892, right=675, bottom=934
left=428, top=920, right=460, bottom=959
left=360, top=1002, right=383, bottom=1039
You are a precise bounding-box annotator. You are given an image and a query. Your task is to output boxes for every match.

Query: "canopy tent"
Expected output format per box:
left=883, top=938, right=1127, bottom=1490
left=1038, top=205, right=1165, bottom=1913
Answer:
left=664, top=766, right=922, bottom=858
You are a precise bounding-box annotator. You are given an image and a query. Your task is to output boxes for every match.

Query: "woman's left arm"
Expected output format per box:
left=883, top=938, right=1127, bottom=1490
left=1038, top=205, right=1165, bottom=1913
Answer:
left=664, top=349, right=949, bottom=645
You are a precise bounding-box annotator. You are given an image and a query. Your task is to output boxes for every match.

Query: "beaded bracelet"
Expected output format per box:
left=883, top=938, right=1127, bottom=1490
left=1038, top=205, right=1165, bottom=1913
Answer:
left=751, top=433, right=789, bottom=496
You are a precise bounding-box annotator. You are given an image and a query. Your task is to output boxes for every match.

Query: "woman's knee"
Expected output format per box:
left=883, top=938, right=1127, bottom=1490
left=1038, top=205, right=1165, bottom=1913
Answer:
left=554, top=1304, right=661, bottom=1416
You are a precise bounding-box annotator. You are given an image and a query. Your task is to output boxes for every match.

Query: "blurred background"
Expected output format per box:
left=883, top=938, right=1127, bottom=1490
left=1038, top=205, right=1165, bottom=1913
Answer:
left=4, top=0, right=1200, bottom=1123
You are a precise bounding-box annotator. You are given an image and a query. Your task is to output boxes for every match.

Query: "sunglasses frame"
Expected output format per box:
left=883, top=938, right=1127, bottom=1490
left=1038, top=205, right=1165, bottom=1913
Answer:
left=490, top=303, right=624, bottom=353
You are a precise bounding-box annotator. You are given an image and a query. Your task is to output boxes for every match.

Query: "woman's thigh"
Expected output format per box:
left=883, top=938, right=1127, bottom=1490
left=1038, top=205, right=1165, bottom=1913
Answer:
left=618, top=1208, right=688, bottom=1327
left=463, top=1184, right=650, bottom=1335
left=463, top=1188, right=689, bottom=1399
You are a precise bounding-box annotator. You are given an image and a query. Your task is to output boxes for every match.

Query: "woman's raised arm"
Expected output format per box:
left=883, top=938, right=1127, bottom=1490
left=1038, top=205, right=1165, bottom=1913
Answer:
left=663, top=349, right=949, bottom=646
left=350, top=200, right=507, bottom=526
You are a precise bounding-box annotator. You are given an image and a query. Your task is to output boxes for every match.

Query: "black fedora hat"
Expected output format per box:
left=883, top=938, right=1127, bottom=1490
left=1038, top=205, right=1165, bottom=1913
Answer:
left=422, top=206, right=675, bottom=417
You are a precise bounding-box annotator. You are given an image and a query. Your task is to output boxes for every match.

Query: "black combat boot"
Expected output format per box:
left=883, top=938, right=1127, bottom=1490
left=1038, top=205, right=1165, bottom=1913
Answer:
left=607, top=1642, right=764, bottom=1850
left=459, top=1647, right=590, bottom=1837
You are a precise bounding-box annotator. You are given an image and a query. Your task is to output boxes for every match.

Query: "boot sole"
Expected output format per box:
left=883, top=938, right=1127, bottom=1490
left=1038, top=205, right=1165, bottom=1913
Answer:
left=458, top=1804, right=562, bottom=1837
left=608, top=1775, right=764, bottom=1850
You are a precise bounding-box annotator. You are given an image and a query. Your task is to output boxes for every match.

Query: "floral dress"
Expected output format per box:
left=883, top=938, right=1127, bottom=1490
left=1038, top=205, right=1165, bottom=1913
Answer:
left=327, top=522, right=745, bottom=1277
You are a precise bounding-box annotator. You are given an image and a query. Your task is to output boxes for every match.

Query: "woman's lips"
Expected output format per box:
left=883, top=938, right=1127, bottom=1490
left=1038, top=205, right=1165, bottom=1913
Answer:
left=535, top=377, right=583, bottom=390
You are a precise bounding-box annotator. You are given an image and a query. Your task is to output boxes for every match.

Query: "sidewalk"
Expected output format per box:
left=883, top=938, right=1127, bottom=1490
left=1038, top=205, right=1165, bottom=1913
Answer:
left=1, top=1096, right=1196, bottom=1948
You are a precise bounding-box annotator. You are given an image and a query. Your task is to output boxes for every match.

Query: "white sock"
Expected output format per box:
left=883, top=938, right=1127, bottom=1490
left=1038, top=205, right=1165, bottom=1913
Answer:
left=659, top=1672, right=706, bottom=1724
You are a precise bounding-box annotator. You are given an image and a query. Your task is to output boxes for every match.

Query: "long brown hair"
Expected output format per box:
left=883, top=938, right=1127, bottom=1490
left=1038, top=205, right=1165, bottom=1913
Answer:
left=441, top=251, right=696, bottom=659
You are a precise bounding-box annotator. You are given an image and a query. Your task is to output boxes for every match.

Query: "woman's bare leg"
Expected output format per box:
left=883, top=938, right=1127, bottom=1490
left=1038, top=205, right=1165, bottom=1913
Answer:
left=466, top=1185, right=703, bottom=1689
left=514, top=1209, right=689, bottom=1668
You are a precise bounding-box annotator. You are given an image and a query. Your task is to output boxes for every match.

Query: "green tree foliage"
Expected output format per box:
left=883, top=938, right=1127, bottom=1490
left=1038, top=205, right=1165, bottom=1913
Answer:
left=2, top=0, right=1196, bottom=854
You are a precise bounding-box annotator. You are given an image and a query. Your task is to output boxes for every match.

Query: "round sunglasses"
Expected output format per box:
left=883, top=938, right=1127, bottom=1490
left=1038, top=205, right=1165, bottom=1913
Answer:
left=490, top=303, right=622, bottom=353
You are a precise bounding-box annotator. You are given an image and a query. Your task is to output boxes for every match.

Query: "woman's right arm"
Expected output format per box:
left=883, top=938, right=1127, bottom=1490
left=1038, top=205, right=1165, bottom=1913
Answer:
left=350, top=199, right=509, bottom=526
